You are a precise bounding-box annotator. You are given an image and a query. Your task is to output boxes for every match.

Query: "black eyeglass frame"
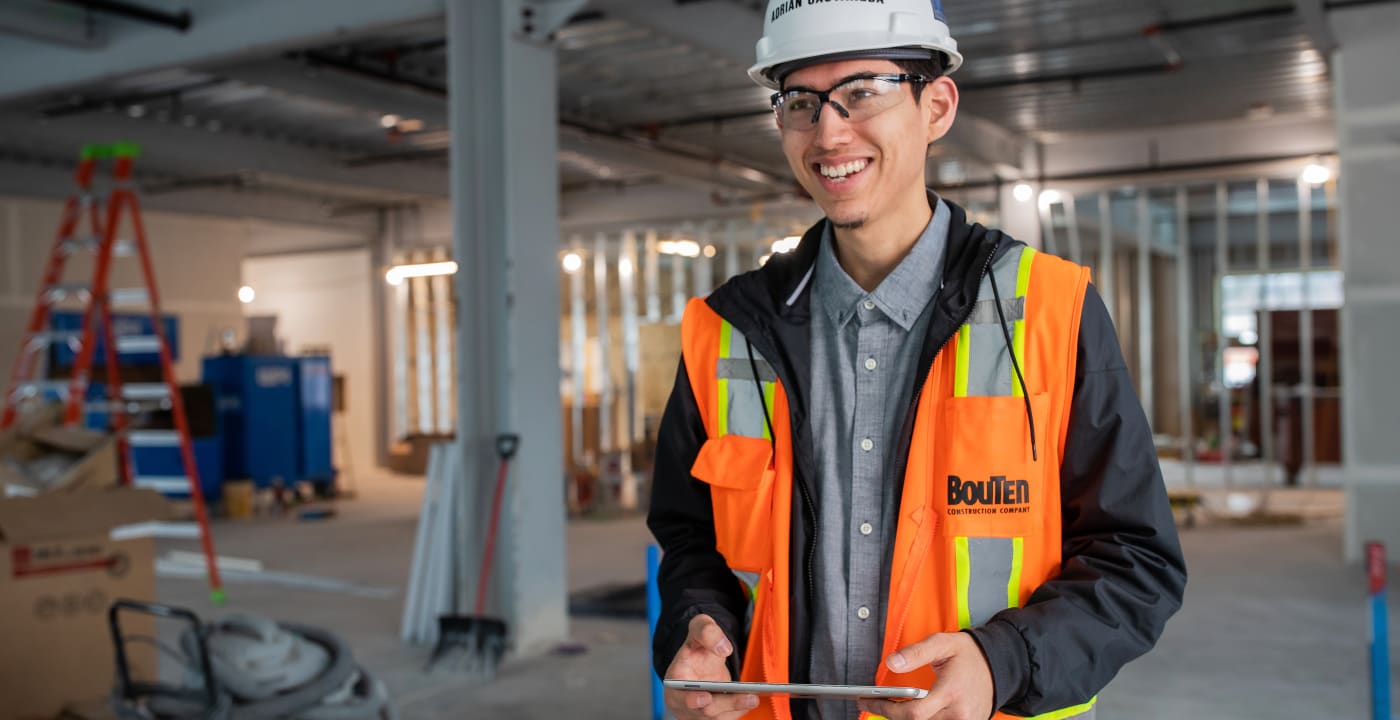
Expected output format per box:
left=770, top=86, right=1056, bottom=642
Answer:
left=769, top=73, right=933, bottom=128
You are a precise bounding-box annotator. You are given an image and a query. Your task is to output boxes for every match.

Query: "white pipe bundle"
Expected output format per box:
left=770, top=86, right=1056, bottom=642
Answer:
left=399, top=442, right=463, bottom=646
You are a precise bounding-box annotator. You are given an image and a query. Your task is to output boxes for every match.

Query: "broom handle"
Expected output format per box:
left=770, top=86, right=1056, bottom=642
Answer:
left=476, top=434, right=519, bottom=615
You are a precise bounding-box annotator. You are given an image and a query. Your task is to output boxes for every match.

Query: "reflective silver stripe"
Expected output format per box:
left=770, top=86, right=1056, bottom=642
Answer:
left=965, top=537, right=1016, bottom=627
left=718, top=323, right=775, bottom=440
left=725, top=379, right=770, bottom=439
left=732, top=570, right=761, bottom=601
left=733, top=570, right=760, bottom=634
left=960, top=247, right=1027, bottom=398
left=967, top=296, right=1025, bottom=326
left=716, top=357, right=777, bottom=383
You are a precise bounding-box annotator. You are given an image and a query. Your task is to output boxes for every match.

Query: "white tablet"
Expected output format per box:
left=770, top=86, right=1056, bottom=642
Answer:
left=664, top=680, right=927, bottom=700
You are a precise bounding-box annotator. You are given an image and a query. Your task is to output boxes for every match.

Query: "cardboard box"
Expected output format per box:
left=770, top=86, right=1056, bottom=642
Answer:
left=0, top=488, right=170, bottom=720
left=0, top=407, right=118, bottom=497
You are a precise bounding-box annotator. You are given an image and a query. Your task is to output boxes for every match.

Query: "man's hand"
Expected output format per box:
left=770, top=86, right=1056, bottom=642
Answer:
left=664, top=614, right=760, bottom=719
left=857, top=632, right=994, bottom=720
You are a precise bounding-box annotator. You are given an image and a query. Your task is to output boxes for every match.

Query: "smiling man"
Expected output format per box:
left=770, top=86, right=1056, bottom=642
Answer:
left=647, top=2, right=1187, bottom=720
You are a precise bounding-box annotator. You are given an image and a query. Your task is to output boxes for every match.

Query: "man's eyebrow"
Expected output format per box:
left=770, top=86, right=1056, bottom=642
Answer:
left=781, top=72, right=883, bottom=94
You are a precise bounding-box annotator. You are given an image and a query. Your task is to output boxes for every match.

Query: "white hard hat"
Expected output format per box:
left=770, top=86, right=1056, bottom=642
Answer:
left=749, top=0, right=963, bottom=90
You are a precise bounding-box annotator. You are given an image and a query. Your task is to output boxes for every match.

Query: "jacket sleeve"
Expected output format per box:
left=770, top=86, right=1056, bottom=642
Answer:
left=966, top=284, right=1188, bottom=715
left=647, top=358, right=751, bottom=681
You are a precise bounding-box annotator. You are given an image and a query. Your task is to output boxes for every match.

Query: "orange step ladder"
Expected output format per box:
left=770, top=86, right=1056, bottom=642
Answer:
left=1, top=142, right=225, bottom=603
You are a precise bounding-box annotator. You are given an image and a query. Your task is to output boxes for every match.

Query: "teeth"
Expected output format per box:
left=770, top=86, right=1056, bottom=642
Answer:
left=820, top=160, right=868, bottom=178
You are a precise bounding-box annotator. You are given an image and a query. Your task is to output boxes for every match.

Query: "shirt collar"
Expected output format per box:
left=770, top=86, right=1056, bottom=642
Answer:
left=814, top=195, right=951, bottom=331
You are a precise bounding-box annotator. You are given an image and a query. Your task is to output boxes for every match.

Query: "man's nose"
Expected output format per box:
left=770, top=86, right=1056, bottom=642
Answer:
left=812, top=101, right=853, bottom=147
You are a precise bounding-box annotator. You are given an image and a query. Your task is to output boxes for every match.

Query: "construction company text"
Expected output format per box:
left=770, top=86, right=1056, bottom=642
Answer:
left=771, top=0, right=885, bottom=23
left=946, top=475, right=1031, bottom=515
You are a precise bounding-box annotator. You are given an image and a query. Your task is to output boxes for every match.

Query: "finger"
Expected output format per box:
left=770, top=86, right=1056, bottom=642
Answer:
left=686, top=614, right=734, bottom=657
left=858, top=696, right=937, bottom=720
left=886, top=633, right=960, bottom=673
left=699, top=693, right=759, bottom=718
left=664, top=688, right=715, bottom=720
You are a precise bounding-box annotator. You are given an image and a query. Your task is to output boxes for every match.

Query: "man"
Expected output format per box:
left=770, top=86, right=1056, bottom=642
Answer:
left=647, top=2, right=1187, bottom=719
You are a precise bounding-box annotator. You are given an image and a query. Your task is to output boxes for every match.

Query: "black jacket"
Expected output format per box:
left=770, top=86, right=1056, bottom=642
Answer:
left=647, top=198, right=1186, bottom=717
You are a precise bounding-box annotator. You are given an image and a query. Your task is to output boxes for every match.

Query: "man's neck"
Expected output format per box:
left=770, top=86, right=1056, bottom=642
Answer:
left=830, top=193, right=934, bottom=293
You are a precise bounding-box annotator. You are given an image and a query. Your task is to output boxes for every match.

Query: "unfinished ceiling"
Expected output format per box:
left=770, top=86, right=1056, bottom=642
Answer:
left=0, top=0, right=1347, bottom=233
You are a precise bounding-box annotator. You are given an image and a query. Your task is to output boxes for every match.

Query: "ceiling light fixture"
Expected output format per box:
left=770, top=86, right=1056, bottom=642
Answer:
left=385, top=260, right=458, bottom=285
left=658, top=240, right=702, bottom=258
left=1301, top=162, right=1331, bottom=186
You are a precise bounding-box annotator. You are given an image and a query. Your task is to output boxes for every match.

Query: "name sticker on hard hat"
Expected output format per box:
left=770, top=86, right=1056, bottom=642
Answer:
left=771, top=0, right=889, bottom=24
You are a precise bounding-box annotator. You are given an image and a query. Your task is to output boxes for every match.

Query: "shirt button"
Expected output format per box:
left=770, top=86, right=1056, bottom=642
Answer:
left=856, top=606, right=871, bottom=620
left=864, top=357, right=877, bottom=371
left=863, top=300, right=876, bottom=310
left=860, top=438, right=874, bottom=452
left=859, top=522, right=873, bottom=536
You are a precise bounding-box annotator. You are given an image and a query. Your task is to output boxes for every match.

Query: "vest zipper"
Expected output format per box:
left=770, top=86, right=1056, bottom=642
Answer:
left=753, top=323, right=820, bottom=624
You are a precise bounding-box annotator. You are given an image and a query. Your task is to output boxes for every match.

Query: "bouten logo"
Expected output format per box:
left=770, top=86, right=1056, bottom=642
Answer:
left=946, top=475, right=1031, bottom=516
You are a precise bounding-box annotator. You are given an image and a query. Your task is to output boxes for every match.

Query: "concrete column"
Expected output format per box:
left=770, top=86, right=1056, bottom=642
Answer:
left=448, top=0, right=566, bottom=652
left=1333, top=3, right=1400, bottom=563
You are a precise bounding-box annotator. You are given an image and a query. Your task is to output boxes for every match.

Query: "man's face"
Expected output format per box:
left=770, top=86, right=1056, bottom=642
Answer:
left=777, top=59, right=957, bottom=230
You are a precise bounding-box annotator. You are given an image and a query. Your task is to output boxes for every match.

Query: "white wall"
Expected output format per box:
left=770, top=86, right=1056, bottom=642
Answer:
left=0, top=194, right=370, bottom=475
left=0, top=195, right=250, bottom=385
left=240, top=249, right=377, bottom=476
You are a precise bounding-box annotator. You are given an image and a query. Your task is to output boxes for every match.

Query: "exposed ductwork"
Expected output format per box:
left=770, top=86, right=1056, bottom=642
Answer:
left=46, top=0, right=190, bottom=32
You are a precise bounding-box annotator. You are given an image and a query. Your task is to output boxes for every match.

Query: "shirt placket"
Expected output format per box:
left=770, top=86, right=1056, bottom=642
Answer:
left=847, top=301, right=885, bottom=677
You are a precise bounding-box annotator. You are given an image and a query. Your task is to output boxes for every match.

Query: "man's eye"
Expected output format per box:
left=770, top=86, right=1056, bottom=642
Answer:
left=786, top=96, right=817, bottom=112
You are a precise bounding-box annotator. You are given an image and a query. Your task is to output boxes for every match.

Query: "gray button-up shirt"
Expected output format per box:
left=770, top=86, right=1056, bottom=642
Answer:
left=807, top=199, right=950, bottom=719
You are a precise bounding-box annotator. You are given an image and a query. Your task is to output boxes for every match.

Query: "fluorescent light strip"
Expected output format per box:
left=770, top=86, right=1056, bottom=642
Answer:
left=386, top=261, right=458, bottom=285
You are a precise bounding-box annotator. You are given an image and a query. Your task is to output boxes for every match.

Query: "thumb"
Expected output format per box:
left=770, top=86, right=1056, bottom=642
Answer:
left=686, top=614, right=734, bottom=658
left=885, top=632, right=961, bottom=673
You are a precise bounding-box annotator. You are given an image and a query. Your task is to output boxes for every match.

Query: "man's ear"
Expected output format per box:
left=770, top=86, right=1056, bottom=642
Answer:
left=924, top=76, right=959, bottom=145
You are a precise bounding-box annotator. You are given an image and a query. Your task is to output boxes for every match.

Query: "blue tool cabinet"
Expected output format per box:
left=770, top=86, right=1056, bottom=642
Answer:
left=201, top=354, right=335, bottom=494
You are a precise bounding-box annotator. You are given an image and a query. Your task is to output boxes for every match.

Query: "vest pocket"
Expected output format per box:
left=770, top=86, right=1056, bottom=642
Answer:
left=691, top=434, right=776, bottom=573
left=934, top=393, right=1050, bottom=539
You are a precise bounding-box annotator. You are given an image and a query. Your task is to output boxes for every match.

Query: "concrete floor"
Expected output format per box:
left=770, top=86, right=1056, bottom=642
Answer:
left=150, top=472, right=1400, bottom=719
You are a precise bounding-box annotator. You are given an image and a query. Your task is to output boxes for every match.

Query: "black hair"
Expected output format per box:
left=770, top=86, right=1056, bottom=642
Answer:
left=894, top=54, right=950, bottom=102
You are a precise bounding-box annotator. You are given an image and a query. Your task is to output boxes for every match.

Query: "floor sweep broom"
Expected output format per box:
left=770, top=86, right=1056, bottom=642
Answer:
left=426, top=434, right=519, bottom=677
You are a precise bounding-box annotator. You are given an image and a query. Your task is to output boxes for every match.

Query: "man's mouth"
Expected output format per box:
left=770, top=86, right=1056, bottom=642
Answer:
left=814, top=159, right=870, bottom=183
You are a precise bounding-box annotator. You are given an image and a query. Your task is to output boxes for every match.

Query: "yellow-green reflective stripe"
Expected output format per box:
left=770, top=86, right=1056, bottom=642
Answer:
left=1012, top=318, right=1026, bottom=398
left=955, top=536, right=972, bottom=629
left=1007, top=537, right=1025, bottom=608
left=1011, top=247, right=1035, bottom=398
left=1025, top=696, right=1097, bottom=720
left=717, top=321, right=732, bottom=436
left=1016, top=247, right=1037, bottom=297
left=762, top=380, right=776, bottom=440
left=954, top=324, right=971, bottom=398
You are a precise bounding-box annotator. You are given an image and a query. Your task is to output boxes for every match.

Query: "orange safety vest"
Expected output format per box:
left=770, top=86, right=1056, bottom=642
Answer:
left=681, top=246, right=1096, bottom=720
